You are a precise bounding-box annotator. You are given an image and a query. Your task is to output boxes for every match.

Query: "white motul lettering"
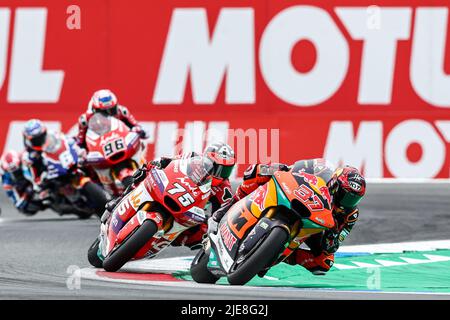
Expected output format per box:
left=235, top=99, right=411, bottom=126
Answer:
left=323, top=121, right=383, bottom=178
left=0, top=9, right=10, bottom=91
left=336, top=8, right=412, bottom=104
left=153, top=8, right=255, bottom=104
left=182, top=121, right=206, bottom=154
left=206, top=122, right=229, bottom=147
left=435, top=121, right=450, bottom=142
left=411, top=8, right=450, bottom=107
left=385, top=120, right=445, bottom=178
left=140, top=121, right=156, bottom=145
left=260, top=6, right=349, bottom=106
left=8, top=8, right=64, bottom=102
left=154, top=121, right=178, bottom=158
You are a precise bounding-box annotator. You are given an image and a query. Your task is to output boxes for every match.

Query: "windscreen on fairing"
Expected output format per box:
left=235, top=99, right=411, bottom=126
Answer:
left=43, top=131, right=62, bottom=154
left=88, top=113, right=112, bottom=136
left=179, top=156, right=214, bottom=187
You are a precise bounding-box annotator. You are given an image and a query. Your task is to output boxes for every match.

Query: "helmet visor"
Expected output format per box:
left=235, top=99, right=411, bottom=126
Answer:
left=211, top=163, right=234, bottom=180
left=29, top=133, right=47, bottom=150
left=338, top=190, right=363, bottom=208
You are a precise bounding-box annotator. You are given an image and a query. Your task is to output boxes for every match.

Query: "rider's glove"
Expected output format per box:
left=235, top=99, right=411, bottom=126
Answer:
left=149, top=157, right=172, bottom=170
left=321, top=230, right=340, bottom=254
left=132, top=126, right=148, bottom=139
left=132, top=165, right=148, bottom=185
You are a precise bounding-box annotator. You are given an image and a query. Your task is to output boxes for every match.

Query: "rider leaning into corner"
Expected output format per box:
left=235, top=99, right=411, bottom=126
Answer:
left=105, top=142, right=237, bottom=250
left=208, top=158, right=366, bottom=276
left=76, top=89, right=148, bottom=150
left=0, top=150, right=46, bottom=216
left=22, top=119, right=50, bottom=188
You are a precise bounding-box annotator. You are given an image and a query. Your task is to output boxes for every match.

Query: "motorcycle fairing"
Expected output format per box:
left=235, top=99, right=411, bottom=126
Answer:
left=208, top=171, right=335, bottom=274
left=44, top=138, right=79, bottom=180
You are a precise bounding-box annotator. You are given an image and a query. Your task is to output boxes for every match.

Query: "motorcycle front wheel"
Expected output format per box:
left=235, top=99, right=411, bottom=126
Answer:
left=227, top=227, right=288, bottom=286
left=190, top=247, right=220, bottom=284
left=102, top=220, right=158, bottom=272
left=87, top=238, right=103, bottom=268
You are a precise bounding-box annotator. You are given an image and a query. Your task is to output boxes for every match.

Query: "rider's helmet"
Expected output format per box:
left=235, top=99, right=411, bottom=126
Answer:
left=0, top=150, right=23, bottom=181
left=23, top=119, right=47, bottom=152
left=203, top=142, right=236, bottom=187
left=90, top=89, right=118, bottom=116
left=328, top=166, right=366, bottom=209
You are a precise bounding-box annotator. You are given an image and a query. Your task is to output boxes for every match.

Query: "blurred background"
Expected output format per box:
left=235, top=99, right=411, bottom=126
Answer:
left=0, top=0, right=449, bottom=179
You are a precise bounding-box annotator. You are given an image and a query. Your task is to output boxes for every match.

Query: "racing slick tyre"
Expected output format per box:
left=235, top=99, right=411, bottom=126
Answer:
left=81, top=182, right=109, bottom=218
left=190, top=248, right=220, bottom=284
left=227, top=227, right=288, bottom=286
left=87, top=238, right=103, bottom=268
left=102, top=220, right=158, bottom=272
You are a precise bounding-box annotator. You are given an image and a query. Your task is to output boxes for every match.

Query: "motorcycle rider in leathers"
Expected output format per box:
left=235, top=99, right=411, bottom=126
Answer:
left=208, top=158, right=366, bottom=275
left=0, top=150, right=46, bottom=215
left=105, top=142, right=237, bottom=250
left=21, top=119, right=49, bottom=189
left=76, top=89, right=148, bottom=149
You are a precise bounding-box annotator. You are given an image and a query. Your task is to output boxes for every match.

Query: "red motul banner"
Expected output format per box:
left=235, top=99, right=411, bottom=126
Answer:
left=0, top=0, right=450, bottom=178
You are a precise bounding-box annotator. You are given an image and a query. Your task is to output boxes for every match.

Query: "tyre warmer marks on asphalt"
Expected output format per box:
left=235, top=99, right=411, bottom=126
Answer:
left=80, top=240, right=450, bottom=294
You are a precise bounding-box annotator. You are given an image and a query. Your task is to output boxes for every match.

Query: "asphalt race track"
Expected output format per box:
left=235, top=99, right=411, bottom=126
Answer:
left=1, top=182, right=450, bottom=299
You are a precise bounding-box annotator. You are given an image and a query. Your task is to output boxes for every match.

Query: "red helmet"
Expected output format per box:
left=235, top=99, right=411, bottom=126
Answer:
left=90, top=89, right=118, bottom=115
left=328, top=166, right=366, bottom=209
left=0, top=150, right=23, bottom=179
left=203, top=142, right=236, bottom=186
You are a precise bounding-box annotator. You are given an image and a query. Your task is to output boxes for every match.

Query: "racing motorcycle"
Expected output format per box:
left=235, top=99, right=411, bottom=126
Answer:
left=84, top=113, right=146, bottom=196
left=87, top=155, right=214, bottom=272
left=190, top=170, right=335, bottom=285
left=38, top=131, right=109, bottom=219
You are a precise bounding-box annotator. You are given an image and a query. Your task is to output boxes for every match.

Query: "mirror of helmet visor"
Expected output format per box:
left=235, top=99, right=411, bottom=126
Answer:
left=212, top=163, right=234, bottom=180
left=339, top=191, right=363, bottom=208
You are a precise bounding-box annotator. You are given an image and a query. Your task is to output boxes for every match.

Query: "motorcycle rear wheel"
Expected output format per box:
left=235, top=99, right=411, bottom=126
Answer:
left=227, top=227, right=288, bottom=286
left=81, top=182, right=109, bottom=218
left=102, top=220, right=158, bottom=272
left=190, top=248, right=220, bottom=284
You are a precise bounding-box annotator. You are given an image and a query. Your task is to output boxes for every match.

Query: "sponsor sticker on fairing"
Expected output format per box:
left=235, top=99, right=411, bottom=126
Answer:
left=184, top=206, right=206, bottom=222
left=150, top=168, right=166, bottom=192
left=219, top=223, right=237, bottom=251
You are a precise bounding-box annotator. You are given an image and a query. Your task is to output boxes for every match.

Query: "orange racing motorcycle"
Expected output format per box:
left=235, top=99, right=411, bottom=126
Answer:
left=190, top=170, right=335, bottom=285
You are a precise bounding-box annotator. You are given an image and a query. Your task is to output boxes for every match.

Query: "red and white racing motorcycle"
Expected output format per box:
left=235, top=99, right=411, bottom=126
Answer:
left=87, top=155, right=214, bottom=272
left=84, top=113, right=147, bottom=196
